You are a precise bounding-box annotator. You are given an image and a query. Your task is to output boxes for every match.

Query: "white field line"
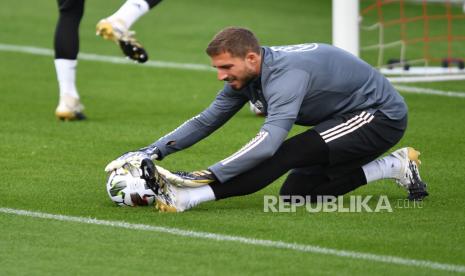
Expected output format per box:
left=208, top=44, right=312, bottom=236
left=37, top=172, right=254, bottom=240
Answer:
left=394, top=85, right=465, bottom=98
left=388, top=74, right=465, bottom=83
left=2, top=43, right=465, bottom=98
left=1, top=207, right=464, bottom=273
left=0, top=43, right=214, bottom=72
left=381, top=67, right=465, bottom=76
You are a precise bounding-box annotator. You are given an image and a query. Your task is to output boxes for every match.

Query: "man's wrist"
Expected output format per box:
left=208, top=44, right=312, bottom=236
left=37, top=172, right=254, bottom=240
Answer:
left=141, top=145, right=161, bottom=160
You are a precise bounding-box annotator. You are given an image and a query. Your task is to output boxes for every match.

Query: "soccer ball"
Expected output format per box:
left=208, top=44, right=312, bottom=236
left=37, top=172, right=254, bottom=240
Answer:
left=106, top=162, right=156, bottom=207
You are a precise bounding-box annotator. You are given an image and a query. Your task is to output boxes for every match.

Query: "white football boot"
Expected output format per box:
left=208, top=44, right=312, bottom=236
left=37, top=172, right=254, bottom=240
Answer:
left=390, top=147, right=429, bottom=200
left=151, top=165, right=189, bottom=212
left=155, top=166, right=216, bottom=187
left=96, top=18, right=148, bottom=63
left=55, top=94, right=86, bottom=121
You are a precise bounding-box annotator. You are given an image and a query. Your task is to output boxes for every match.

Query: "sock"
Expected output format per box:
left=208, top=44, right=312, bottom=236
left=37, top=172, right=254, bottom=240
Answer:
left=178, top=185, right=216, bottom=211
left=108, top=0, right=150, bottom=28
left=54, top=59, right=79, bottom=99
left=362, top=155, right=401, bottom=183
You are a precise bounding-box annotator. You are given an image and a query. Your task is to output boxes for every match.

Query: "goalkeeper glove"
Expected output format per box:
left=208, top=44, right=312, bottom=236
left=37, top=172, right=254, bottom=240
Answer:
left=104, top=146, right=160, bottom=173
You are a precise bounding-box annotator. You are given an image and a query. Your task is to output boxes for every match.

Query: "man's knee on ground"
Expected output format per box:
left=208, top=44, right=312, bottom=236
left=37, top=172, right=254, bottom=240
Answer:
left=279, top=172, right=328, bottom=202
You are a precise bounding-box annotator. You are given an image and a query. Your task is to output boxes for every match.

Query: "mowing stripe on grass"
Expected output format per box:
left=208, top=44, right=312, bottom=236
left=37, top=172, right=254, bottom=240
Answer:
left=0, top=43, right=214, bottom=72
left=1, top=207, right=464, bottom=273
left=2, top=43, right=465, bottom=99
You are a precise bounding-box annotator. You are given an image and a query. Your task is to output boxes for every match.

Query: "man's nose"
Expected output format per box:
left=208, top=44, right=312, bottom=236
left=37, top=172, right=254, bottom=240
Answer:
left=217, top=69, right=228, bottom=81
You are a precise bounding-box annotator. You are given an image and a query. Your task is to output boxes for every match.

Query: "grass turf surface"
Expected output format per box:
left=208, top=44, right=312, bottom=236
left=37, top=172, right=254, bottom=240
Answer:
left=1, top=0, right=465, bottom=275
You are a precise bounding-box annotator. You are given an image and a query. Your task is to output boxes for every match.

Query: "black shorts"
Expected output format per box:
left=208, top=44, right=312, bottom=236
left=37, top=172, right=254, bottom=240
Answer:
left=296, top=110, right=407, bottom=179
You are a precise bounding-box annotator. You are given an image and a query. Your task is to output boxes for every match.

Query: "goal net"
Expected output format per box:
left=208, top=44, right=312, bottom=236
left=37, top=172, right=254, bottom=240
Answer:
left=359, top=0, right=465, bottom=82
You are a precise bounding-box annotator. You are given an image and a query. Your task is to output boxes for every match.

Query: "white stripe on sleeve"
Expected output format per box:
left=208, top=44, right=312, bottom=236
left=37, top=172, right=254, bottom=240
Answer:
left=220, top=131, right=269, bottom=165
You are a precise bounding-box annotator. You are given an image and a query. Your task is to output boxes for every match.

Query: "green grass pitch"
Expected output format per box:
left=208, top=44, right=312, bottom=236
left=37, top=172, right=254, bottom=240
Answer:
left=1, top=0, right=465, bottom=275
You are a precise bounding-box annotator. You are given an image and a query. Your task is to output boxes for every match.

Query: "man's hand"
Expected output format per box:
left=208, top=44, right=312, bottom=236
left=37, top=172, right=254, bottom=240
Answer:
left=104, top=147, right=160, bottom=173
left=104, top=151, right=151, bottom=172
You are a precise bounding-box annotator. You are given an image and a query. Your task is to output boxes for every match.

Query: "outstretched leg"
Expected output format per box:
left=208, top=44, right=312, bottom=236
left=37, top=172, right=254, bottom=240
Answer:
left=210, top=129, right=329, bottom=199
left=153, top=112, right=425, bottom=212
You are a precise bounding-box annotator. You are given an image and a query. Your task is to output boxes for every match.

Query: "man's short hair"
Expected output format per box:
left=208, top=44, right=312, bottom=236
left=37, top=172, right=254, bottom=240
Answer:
left=206, top=27, right=261, bottom=58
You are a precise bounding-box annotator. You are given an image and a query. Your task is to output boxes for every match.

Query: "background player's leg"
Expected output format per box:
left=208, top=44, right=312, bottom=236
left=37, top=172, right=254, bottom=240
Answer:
left=54, top=0, right=86, bottom=121
left=107, top=0, right=162, bottom=28
left=96, top=0, right=163, bottom=62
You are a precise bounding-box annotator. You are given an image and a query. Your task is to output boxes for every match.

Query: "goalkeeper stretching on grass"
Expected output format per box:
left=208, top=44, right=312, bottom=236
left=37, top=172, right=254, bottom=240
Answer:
left=105, top=27, right=428, bottom=212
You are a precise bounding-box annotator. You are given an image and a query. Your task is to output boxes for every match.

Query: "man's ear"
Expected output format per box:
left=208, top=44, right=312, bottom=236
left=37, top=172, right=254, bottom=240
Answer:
left=246, top=52, right=260, bottom=64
